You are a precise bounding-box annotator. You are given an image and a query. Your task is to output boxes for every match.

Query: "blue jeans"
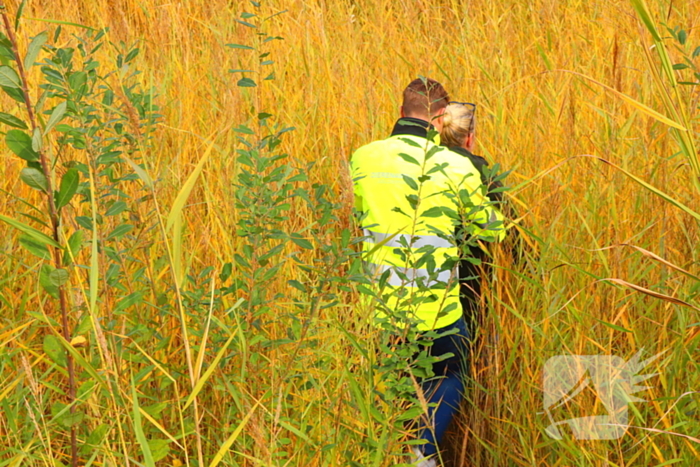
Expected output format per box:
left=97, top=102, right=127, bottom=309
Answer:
left=416, top=316, right=470, bottom=457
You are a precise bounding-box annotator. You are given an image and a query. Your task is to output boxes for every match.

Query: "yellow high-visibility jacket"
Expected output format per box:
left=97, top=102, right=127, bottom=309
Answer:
left=350, top=118, right=505, bottom=331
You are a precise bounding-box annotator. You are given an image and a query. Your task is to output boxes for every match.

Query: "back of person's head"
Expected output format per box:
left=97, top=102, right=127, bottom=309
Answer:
left=402, top=78, right=450, bottom=120
left=441, top=103, right=476, bottom=148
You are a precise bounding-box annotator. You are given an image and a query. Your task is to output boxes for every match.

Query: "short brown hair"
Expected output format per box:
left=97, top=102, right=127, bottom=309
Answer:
left=402, top=78, right=450, bottom=118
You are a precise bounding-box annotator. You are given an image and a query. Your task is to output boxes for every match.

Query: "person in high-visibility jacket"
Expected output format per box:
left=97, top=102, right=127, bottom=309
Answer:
left=350, top=78, right=505, bottom=465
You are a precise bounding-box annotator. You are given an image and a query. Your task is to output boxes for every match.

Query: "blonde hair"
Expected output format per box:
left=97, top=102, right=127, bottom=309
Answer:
left=441, top=103, right=476, bottom=148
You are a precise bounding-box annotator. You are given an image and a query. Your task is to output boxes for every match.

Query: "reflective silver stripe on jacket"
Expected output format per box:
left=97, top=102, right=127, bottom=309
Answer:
left=363, top=229, right=453, bottom=249
left=364, top=262, right=454, bottom=288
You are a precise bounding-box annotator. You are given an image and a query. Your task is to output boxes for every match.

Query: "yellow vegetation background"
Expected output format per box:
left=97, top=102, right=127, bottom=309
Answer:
left=1, top=0, right=699, bottom=465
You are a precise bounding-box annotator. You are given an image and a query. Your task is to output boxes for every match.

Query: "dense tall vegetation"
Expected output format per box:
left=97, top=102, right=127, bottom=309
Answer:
left=0, top=0, right=698, bottom=466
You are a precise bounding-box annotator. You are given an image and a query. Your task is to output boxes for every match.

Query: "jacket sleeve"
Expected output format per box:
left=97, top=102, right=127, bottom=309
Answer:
left=452, top=157, right=506, bottom=243
left=465, top=153, right=505, bottom=204
left=468, top=155, right=530, bottom=260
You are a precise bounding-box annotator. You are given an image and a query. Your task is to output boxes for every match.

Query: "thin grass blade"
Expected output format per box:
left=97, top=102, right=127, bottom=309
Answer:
left=166, top=134, right=218, bottom=231
left=208, top=400, right=261, bottom=467
left=132, top=379, right=156, bottom=467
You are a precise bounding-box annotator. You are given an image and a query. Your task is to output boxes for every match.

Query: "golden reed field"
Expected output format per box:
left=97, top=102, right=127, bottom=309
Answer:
left=0, top=0, right=699, bottom=465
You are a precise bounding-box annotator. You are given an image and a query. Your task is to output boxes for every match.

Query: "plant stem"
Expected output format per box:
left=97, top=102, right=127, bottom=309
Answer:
left=0, top=5, right=78, bottom=466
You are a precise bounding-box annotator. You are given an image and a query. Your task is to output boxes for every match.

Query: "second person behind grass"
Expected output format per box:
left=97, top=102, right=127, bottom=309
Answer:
left=440, top=101, right=509, bottom=337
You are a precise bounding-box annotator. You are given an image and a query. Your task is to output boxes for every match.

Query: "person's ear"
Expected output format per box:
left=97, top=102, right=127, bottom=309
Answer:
left=432, top=107, right=446, bottom=130
left=465, top=133, right=475, bottom=152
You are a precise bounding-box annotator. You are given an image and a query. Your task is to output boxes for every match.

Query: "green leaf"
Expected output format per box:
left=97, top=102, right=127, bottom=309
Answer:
left=68, top=71, right=87, bottom=94
left=0, top=50, right=11, bottom=65
left=76, top=216, right=92, bottom=230
left=15, top=0, right=26, bottom=30
left=182, top=300, right=245, bottom=411
left=397, top=135, right=425, bottom=148
left=0, top=65, right=21, bottom=88
left=241, top=12, right=256, bottom=19
left=237, top=77, right=257, bottom=87
left=235, top=18, right=257, bottom=28
left=107, top=224, right=133, bottom=239
left=288, top=280, right=307, bottom=293
left=21, top=17, right=95, bottom=30
left=31, top=127, right=42, bottom=152
left=20, top=167, right=48, bottom=192
left=0, top=31, right=11, bottom=50
left=105, top=200, right=127, bottom=216
left=630, top=0, right=661, bottom=41
left=402, top=174, right=418, bottom=191
left=289, top=233, right=313, bottom=250
left=63, top=230, right=83, bottom=265
left=425, top=145, right=443, bottom=160
left=24, top=31, right=47, bottom=70
left=596, top=318, right=631, bottom=333
left=398, top=153, right=420, bottom=165
left=58, top=411, right=84, bottom=429
left=421, top=206, right=444, bottom=218
left=115, top=291, right=143, bottom=312
left=40, top=264, right=60, bottom=298
left=19, top=235, right=50, bottom=260
left=125, top=47, right=140, bottom=63
left=56, top=168, right=79, bottom=210
left=6, top=129, right=39, bottom=161
left=226, top=43, right=254, bottom=50
left=132, top=380, right=156, bottom=467
left=148, top=439, right=170, bottom=463
left=0, top=214, right=59, bottom=248
left=123, top=155, right=153, bottom=189
left=49, top=268, right=69, bottom=287
left=54, top=123, right=75, bottom=133
left=44, top=334, right=66, bottom=366
left=229, top=69, right=254, bottom=73
left=81, top=424, right=109, bottom=455
left=53, top=331, right=106, bottom=389
left=44, top=101, right=67, bottom=135
left=679, top=30, right=687, bottom=45
left=2, top=85, right=25, bottom=102
left=0, top=111, right=27, bottom=129
left=166, top=136, right=217, bottom=230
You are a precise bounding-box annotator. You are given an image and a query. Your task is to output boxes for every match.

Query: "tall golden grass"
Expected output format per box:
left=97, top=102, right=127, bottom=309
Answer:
left=1, top=0, right=699, bottom=465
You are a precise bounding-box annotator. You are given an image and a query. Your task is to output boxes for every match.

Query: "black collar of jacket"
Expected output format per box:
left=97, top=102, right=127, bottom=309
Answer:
left=447, top=146, right=473, bottom=158
left=390, top=117, right=434, bottom=139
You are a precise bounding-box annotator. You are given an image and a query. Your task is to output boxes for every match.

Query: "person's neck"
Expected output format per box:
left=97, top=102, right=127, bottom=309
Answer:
left=404, top=114, right=432, bottom=125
